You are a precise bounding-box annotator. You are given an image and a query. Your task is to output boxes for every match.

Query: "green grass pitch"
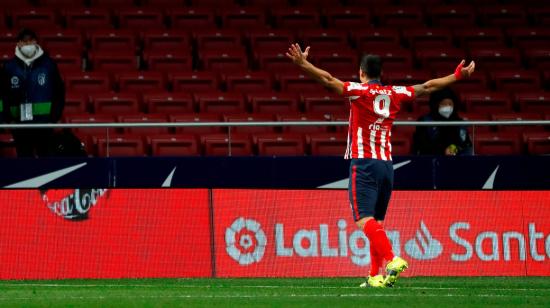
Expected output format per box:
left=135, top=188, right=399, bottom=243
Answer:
left=0, top=277, right=548, bottom=307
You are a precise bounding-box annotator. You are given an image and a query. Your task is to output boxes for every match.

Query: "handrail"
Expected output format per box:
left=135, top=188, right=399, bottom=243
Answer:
left=0, top=120, right=549, bottom=129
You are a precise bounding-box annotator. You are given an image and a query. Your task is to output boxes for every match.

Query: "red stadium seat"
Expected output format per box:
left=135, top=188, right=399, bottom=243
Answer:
left=383, top=71, right=432, bottom=88
left=89, top=51, right=138, bottom=71
left=478, top=5, right=527, bottom=27
left=248, top=92, right=299, bottom=114
left=140, top=0, right=185, bottom=7
left=524, top=132, right=550, bottom=155
left=524, top=48, right=550, bottom=70
left=64, top=92, right=89, bottom=115
left=96, top=135, right=145, bottom=157
left=171, top=113, right=222, bottom=134
left=202, top=133, right=252, bottom=156
left=41, top=0, right=86, bottom=6
left=491, top=70, right=542, bottom=92
left=221, top=7, right=266, bottom=30
left=144, top=92, right=194, bottom=114
left=454, top=28, right=505, bottom=49
left=89, top=0, right=135, bottom=7
left=223, top=113, right=275, bottom=134
left=402, top=28, right=453, bottom=50
left=353, top=28, right=401, bottom=51
left=428, top=4, right=476, bottom=27
left=516, top=92, right=550, bottom=113
left=142, top=30, right=189, bottom=52
left=65, top=71, right=112, bottom=92
left=301, top=29, right=350, bottom=49
left=92, top=92, right=140, bottom=114
left=277, top=113, right=331, bottom=133
left=0, top=134, right=17, bottom=158
left=303, top=94, right=347, bottom=114
left=201, top=49, right=248, bottom=72
left=195, top=92, right=245, bottom=114
left=255, top=133, right=305, bottom=156
left=325, top=7, right=371, bottom=30
left=65, top=8, right=112, bottom=29
left=40, top=29, right=84, bottom=54
left=248, top=29, right=294, bottom=52
left=171, top=71, right=219, bottom=92
left=279, top=73, right=326, bottom=93
left=118, top=114, right=169, bottom=134
left=506, top=28, right=550, bottom=50
left=376, top=6, right=424, bottom=28
left=0, top=30, right=17, bottom=51
left=225, top=72, right=273, bottom=92
left=49, top=50, right=83, bottom=73
left=390, top=136, right=412, bottom=156
left=492, top=113, right=543, bottom=133
left=529, top=6, right=550, bottom=26
left=310, top=49, right=358, bottom=72
left=148, top=134, right=200, bottom=157
left=272, top=8, right=321, bottom=29
left=116, top=71, right=166, bottom=92
left=194, top=29, right=242, bottom=50
left=169, top=8, right=216, bottom=30
left=65, top=114, right=116, bottom=135
left=12, top=8, right=59, bottom=30
left=118, top=8, right=165, bottom=30
left=462, top=92, right=513, bottom=115
left=144, top=51, right=192, bottom=72
left=370, top=49, right=414, bottom=70
left=468, top=48, right=522, bottom=70
left=308, top=132, right=347, bottom=156
left=255, top=51, right=301, bottom=74
left=473, top=132, right=521, bottom=155
left=89, top=29, right=137, bottom=52
left=415, top=49, right=466, bottom=71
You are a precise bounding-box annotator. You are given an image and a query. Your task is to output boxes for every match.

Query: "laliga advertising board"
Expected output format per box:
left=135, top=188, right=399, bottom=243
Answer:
left=215, top=190, right=550, bottom=277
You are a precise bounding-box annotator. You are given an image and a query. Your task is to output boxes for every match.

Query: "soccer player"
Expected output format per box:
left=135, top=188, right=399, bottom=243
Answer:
left=286, top=44, right=475, bottom=287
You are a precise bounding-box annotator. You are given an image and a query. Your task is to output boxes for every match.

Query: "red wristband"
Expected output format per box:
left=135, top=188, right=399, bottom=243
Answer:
left=454, top=62, right=464, bottom=80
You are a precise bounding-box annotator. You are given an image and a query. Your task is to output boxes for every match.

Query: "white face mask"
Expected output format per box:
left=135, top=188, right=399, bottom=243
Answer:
left=19, top=44, right=37, bottom=58
left=438, top=106, right=453, bottom=119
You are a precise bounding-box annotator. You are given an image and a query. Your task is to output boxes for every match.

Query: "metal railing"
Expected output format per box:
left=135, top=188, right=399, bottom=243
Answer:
left=1, top=120, right=548, bottom=157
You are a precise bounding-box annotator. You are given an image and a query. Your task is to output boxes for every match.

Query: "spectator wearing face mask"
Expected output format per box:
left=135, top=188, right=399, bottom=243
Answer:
left=412, top=88, right=472, bottom=156
left=0, top=28, right=65, bottom=157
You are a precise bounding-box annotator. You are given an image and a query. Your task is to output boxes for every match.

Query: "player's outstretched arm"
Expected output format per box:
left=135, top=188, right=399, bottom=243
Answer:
left=413, top=60, right=475, bottom=97
left=285, top=43, right=344, bottom=95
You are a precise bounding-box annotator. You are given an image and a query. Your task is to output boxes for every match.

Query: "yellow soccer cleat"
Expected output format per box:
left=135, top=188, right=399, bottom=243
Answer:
left=383, top=256, right=408, bottom=287
left=359, top=275, right=386, bottom=288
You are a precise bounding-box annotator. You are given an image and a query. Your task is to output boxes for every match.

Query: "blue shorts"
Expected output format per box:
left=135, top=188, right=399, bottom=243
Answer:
left=348, top=158, right=394, bottom=221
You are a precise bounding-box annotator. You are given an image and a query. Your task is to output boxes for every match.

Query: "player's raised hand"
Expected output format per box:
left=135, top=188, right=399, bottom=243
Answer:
left=286, top=43, right=310, bottom=65
left=454, top=60, right=475, bottom=80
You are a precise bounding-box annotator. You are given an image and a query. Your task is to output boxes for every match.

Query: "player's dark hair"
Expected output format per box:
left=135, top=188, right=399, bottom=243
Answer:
left=360, top=54, right=382, bottom=79
left=16, top=28, right=38, bottom=42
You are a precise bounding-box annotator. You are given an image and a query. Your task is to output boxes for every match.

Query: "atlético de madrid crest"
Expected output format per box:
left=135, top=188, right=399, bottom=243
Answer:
left=37, top=73, right=46, bottom=86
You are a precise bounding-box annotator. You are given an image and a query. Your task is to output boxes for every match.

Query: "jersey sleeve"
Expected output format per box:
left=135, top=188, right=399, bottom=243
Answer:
left=342, top=81, right=369, bottom=98
left=391, top=85, right=415, bottom=102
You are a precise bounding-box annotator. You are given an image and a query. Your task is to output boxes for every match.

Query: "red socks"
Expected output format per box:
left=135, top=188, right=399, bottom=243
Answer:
left=363, top=219, right=395, bottom=262
left=369, top=243, right=382, bottom=276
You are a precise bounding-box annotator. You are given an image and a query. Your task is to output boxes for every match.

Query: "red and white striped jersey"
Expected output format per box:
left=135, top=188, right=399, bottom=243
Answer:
left=342, top=81, right=415, bottom=161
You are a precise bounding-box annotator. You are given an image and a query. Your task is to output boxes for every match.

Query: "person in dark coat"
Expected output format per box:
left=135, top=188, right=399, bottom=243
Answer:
left=413, top=88, right=472, bottom=156
left=1, top=28, right=65, bottom=157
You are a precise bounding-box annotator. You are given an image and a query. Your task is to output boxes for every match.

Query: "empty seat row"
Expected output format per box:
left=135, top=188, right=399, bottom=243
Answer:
left=1, top=4, right=549, bottom=30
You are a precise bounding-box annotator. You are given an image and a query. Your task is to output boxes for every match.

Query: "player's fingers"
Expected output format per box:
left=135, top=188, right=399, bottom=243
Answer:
left=459, top=59, right=465, bottom=66
left=304, top=46, right=310, bottom=54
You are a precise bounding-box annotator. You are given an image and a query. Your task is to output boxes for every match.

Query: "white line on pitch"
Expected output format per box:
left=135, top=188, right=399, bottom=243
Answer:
left=0, top=293, right=545, bottom=301
left=0, top=283, right=546, bottom=292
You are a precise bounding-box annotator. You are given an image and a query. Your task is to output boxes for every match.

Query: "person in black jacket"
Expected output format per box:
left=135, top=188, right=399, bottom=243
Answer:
left=413, top=88, right=472, bottom=156
left=1, top=28, right=65, bottom=157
